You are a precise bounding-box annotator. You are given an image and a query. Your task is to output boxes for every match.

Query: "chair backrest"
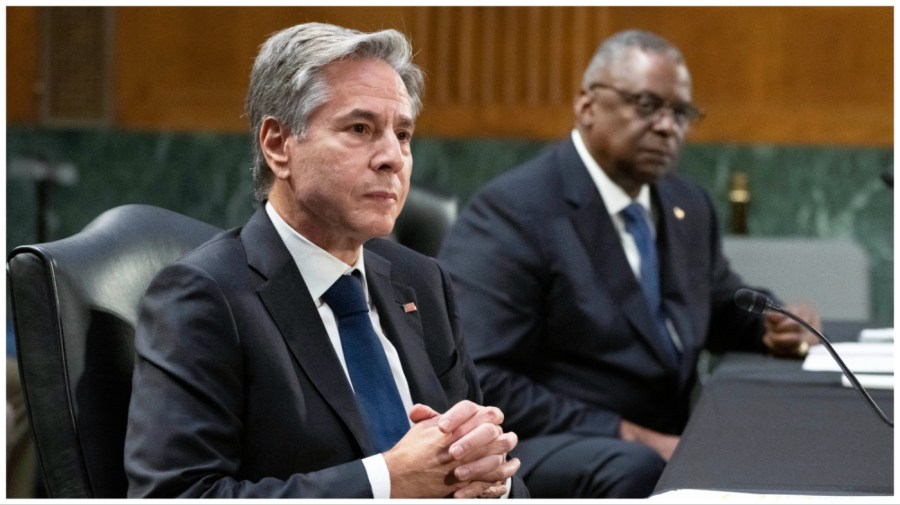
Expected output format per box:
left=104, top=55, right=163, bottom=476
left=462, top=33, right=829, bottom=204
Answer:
left=722, top=236, right=871, bottom=322
left=7, top=204, right=222, bottom=498
left=390, top=185, right=458, bottom=257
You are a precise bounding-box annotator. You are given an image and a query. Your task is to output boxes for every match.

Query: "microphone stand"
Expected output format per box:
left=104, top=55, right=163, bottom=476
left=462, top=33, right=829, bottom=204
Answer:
left=768, top=304, right=893, bottom=428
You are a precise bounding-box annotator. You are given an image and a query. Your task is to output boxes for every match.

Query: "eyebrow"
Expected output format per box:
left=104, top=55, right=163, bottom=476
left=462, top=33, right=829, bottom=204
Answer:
left=341, top=108, right=415, bottom=130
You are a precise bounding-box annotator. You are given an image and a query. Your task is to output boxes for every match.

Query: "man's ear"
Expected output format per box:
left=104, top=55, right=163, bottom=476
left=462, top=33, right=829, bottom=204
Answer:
left=260, top=117, right=292, bottom=180
left=573, top=90, right=595, bottom=128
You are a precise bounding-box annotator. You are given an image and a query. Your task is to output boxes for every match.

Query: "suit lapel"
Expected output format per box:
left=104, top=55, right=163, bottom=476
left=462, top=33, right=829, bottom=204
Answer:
left=242, top=208, right=372, bottom=454
left=364, top=249, right=449, bottom=412
left=653, top=182, right=698, bottom=382
left=557, top=140, right=679, bottom=367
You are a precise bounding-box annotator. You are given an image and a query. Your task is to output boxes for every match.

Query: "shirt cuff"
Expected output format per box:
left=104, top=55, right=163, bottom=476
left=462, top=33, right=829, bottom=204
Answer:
left=500, top=477, right=513, bottom=499
left=362, top=454, right=391, bottom=498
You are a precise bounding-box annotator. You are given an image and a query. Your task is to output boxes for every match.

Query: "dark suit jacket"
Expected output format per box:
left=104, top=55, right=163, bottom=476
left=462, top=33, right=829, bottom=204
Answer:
left=125, top=207, right=526, bottom=498
left=438, top=139, right=769, bottom=461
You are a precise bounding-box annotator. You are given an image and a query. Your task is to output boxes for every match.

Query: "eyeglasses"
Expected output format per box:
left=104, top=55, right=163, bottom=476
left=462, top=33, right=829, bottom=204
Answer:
left=588, top=82, right=705, bottom=126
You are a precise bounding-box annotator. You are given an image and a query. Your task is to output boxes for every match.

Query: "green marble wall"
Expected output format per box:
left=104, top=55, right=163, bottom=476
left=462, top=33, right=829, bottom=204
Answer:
left=6, top=127, right=893, bottom=325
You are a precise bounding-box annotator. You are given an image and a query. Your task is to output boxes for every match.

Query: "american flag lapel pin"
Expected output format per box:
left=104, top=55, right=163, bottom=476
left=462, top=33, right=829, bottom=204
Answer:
left=403, top=301, right=418, bottom=313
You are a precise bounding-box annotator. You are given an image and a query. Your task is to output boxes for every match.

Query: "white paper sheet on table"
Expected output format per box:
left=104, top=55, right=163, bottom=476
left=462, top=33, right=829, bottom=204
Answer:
left=650, top=489, right=896, bottom=503
left=801, top=342, right=894, bottom=374
left=858, top=327, right=894, bottom=343
left=841, top=373, right=894, bottom=390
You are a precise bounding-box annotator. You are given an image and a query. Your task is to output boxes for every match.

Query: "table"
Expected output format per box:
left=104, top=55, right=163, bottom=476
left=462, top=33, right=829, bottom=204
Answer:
left=652, top=322, right=894, bottom=496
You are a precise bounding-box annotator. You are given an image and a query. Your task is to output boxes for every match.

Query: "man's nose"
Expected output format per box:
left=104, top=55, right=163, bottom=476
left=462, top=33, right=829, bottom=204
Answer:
left=373, top=133, right=405, bottom=173
left=650, top=106, right=681, bottom=135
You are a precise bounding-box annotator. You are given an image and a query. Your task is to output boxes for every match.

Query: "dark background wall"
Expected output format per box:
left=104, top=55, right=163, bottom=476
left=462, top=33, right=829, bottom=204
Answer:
left=6, top=6, right=893, bottom=325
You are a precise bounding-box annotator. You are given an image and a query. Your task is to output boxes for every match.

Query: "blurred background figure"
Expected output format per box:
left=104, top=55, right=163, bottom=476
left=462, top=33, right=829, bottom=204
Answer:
left=438, top=29, right=820, bottom=498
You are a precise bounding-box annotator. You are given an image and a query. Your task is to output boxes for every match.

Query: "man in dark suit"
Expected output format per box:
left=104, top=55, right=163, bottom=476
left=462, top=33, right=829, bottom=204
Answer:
left=124, top=22, right=525, bottom=499
left=437, top=30, right=820, bottom=498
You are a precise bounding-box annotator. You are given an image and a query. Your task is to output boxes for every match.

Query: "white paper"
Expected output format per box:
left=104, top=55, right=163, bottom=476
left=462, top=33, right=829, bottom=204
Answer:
left=650, top=489, right=895, bottom=503
left=841, top=373, right=894, bottom=390
left=801, top=342, right=894, bottom=374
left=858, top=327, right=894, bottom=343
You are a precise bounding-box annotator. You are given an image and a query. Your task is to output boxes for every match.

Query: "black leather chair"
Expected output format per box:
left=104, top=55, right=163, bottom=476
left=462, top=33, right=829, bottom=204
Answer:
left=390, top=185, right=458, bottom=257
left=7, top=204, right=222, bottom=498
left=6, top=190, right=454, bottom=498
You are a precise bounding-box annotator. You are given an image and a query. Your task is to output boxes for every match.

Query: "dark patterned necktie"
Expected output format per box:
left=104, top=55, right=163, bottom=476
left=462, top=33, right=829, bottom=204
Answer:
left=621, top=203, right=680, bottom=361
left=322, top=272, right=409, bottom=453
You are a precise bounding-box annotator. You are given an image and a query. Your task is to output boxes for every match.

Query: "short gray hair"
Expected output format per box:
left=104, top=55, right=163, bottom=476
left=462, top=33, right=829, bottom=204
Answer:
left=245, top=22, right=424, bottom=203
left=581, top=30, right=686, bottom=88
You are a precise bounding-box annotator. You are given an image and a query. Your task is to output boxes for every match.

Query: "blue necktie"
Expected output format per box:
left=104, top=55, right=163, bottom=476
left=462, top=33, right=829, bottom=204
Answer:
left=620, top=203, right=680, bottom=361
left=322, top=273, right=409, bottom=454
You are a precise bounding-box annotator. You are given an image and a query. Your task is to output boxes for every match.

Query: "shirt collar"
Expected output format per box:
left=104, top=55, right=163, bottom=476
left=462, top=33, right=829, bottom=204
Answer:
left=571, top=129, right=652, bottom=215
left=265, top=201, right=370, bottom=307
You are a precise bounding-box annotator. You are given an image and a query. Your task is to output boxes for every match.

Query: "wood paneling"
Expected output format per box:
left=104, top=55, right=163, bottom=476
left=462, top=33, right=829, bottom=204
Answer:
left=409, top=6, right=612, bottom=138
left=610, top=7, right=893, bottom=146
left=6, top=6, right=893, bottom=146
left=7, top=7, right=40, bottom=124
left=112, top=7, right=421, bottom=131
left=40, top=7, right=114, bottom=126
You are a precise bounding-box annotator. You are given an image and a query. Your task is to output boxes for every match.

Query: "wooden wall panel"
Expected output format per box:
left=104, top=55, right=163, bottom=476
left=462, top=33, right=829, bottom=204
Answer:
left=6, top=6, right=893, bottom=146
left=7, top=7, right=40, bottom=124
left=410, top=7, right=613, bottom=138
left=39, top=7, right=115, bottom=126
left=606, top=7, right=893, bottom=145
left=113, top=7, right=418, bottom=131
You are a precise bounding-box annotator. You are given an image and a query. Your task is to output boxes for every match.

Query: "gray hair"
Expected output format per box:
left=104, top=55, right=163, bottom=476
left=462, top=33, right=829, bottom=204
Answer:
left=245, top=22, right=424, bottom=203
left=581, top=30, right=686, bottom=88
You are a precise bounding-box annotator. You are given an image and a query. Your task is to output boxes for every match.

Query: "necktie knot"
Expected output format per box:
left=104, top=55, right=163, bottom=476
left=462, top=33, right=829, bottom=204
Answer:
left=322, top=273, right=368, bottom=318
left=620, top=202, right=649, bottom=235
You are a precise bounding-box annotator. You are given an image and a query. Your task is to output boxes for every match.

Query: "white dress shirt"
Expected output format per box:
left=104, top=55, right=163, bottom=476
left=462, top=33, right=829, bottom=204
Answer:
left=571, top=130, right=683, bottom=353
left=265, top=202, right=412, bottom=498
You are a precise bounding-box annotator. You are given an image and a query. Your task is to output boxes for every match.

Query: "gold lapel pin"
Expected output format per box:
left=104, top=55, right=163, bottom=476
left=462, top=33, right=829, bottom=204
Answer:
left=673, top=207, right=685, bottom=220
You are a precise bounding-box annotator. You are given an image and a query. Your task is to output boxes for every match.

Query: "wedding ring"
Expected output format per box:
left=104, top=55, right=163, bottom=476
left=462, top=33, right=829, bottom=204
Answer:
left=797, top=341, right=810, bottom=358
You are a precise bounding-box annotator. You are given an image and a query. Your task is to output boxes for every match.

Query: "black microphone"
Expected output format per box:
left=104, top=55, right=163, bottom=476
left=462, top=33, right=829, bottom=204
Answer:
left=734, top=288, right=893, bottom=428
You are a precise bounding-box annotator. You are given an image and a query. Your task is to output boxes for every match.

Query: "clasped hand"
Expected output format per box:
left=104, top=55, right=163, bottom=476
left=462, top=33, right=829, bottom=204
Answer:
left=763, top=303, right=821, bottom=359
left=383, top=400, right=520, bottom=498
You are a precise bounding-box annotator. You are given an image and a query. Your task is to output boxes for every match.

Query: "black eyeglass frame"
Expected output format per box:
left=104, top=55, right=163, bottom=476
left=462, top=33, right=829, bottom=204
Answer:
left=588, top=82, right=705, bottom=126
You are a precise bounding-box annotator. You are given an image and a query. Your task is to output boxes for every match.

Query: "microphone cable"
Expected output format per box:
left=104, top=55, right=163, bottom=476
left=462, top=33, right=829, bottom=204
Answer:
left=734, top=288, right=893, bottom=428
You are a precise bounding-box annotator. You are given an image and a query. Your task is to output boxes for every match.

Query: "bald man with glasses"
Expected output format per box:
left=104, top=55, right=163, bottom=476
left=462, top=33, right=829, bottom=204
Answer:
left=438, top=30, right=819, bottom=498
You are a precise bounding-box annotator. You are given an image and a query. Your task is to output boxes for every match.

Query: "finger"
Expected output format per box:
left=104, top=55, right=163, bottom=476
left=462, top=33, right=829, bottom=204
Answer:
left=437, top=400, right=479, bottom=433
left=790, top=308, right=822, bottom=331
left=454, top=453, right=504, bottom=482
left=457, top=482, right=508, bottom=499
left=765, top=312, right=809, bottom=335
left=453, top=480, right=506, bottom=499
left=453, top=433, right=519, bottom=477
left=768, top=316, right=802, bottom=333
left=766, top=332, right=800, bottom=347
left=765, top=335, right=798, bottom=354
left=764, top=333, right=809, bottom=359
left=464, top=424, right=517, bottom=462
left=409, top=403, right=440, bottom=424
left=457, top=457, right=520, bottom=488
left=479, top=482, right=510, bottom=499
left=446, top=406, right=505, bottom=444
left=467, top=431, right=518, bottom=461
left=766, top=323, right=808, bottom=343
left=448, top=423, right=502, bottom=460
